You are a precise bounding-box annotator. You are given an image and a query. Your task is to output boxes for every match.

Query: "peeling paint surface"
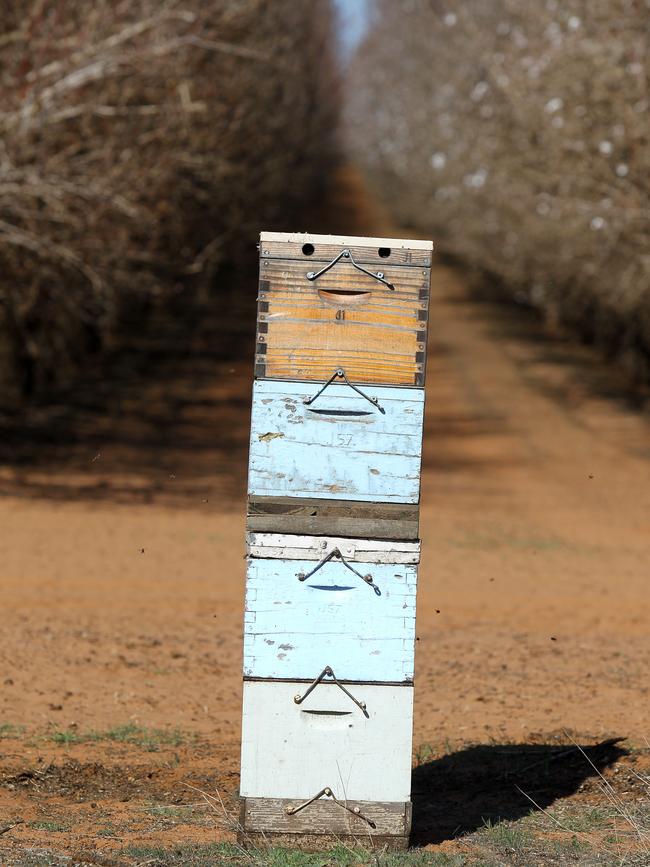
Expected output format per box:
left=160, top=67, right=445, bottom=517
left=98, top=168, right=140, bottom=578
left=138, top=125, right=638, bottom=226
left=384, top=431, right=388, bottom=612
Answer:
left=243, top=557, right=417, bottom=681
left=257, top=431, right=285, bottom=442
left=248, top=380, right=425, bottom=502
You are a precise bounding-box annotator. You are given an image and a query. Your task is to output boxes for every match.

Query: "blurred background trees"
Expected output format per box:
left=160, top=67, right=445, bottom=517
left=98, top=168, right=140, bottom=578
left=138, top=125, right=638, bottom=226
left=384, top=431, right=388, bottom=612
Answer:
left=0, top=0, right=338, bottom=403
left=2, top=0, right=649, bottom=406
left=347, top=0, right=650, bottom=380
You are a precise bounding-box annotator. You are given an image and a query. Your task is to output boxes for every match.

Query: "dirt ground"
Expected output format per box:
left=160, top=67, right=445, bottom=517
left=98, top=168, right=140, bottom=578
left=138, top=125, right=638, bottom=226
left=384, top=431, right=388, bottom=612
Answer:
left=0, top=171, right=649, bottom=862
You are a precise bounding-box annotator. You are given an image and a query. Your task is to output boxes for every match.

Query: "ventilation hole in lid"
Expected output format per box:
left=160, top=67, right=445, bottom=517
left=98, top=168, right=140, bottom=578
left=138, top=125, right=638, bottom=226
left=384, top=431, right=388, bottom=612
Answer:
left=378, top=247, right=391, bottom=258
left=302, top=243, right=315, bottom=255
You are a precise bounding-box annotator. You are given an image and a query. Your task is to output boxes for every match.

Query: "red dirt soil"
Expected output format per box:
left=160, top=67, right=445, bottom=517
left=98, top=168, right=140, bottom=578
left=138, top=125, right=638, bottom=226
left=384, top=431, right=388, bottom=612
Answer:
left=0, top=170, right=649, bottom=859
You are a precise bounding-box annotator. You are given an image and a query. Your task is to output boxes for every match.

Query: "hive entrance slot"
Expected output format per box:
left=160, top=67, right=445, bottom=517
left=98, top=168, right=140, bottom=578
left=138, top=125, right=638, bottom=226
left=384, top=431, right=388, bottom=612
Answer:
left=301, top=709, right=352, bottom=716
left=318, top=287, right=371, bottom=306
left=306, top=408, right=371, bottom=417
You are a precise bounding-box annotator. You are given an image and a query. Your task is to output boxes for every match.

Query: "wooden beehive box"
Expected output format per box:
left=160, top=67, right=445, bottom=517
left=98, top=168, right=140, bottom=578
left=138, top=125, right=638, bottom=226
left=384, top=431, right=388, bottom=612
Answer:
left=247, top=378, right=425, bottom=541
left=239, top=533, right=419, bottom=848
left=244, top=533, right=419, bottom=682
left=240, top=679, right=413, bottom=801
left=255, top=232, right=432, bottom=387
left=239, top=231, right=432, bottom=851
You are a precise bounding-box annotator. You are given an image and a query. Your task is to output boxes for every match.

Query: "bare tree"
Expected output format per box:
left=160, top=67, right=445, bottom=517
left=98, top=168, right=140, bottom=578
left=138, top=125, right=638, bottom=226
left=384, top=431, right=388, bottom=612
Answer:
left=347, top=0, right=650, bottom=379
left=0, top=0, right=339, bottom=401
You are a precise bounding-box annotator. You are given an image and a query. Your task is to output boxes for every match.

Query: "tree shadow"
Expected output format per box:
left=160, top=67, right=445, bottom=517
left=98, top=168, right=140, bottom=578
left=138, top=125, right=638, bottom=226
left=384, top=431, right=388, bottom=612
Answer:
left=411, top=738, right=627, bottom=846
left=0, top=165, right=400, bottom=507
left=0, top=226, right=515, bottom=505
left=0, top=262, right=258, bottom=506
left=467, top=292, right=650, bottom=418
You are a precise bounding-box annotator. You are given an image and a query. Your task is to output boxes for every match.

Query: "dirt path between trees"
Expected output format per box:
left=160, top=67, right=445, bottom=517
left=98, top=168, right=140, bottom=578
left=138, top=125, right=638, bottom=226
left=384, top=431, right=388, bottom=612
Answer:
left=1, top=171, right=649, bottom=860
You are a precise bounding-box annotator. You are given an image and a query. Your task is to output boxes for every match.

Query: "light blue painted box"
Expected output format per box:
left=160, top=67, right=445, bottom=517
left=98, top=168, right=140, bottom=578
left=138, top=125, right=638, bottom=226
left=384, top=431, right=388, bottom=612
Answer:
left=248, top=379, right=425, bottom=503
left=243, top=533, right=419, bottom=683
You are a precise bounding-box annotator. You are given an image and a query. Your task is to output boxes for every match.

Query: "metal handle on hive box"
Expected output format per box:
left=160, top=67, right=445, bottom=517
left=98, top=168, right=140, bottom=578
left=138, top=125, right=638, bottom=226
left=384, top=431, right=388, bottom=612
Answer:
left=303, top=368, right=386, bottom=414
left=285, top=785, right=377, bottom=828
left=297, top=547, right=381, bottom=595
left=306, top=248, right=395, bottom=290
left=293, top=665, right=369, bottom=718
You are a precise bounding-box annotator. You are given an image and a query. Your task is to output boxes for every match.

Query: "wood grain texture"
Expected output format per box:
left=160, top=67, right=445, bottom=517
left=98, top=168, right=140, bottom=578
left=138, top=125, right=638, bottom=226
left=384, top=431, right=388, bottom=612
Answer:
left=248, top=380, right=425, bottom=503
left=261, top=242, right=431, bottom=266
left=239, top=681, right=413, bottom=801
left=260, top=230, right=433, bottom=263
left=243, top=557, right=417, bottom=681
left=256, top=257, right=430, bottom=386
left=246, top=533, right=420, bottom=563
left=246, top=496, right=419, bottom=539
left=240, top=796, right=411, bottom=841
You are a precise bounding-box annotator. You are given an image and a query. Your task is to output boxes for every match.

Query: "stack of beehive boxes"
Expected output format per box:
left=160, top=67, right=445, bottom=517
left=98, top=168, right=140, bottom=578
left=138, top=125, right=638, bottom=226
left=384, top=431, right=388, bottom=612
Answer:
left=239, top=232, right=432, bottom=849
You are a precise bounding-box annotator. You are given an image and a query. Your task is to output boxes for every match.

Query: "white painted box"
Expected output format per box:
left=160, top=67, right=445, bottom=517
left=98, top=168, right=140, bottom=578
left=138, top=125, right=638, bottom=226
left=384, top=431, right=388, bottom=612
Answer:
left=244, top=533, right=419, bottom=682
left=240, top=680, right=413, bottom=802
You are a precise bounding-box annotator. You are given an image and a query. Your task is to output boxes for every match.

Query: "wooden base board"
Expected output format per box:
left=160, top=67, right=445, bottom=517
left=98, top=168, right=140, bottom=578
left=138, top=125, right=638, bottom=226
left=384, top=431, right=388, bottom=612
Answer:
left=239, top=797, right=411, bottom=851
left=247, top=496, right=419, bottom=540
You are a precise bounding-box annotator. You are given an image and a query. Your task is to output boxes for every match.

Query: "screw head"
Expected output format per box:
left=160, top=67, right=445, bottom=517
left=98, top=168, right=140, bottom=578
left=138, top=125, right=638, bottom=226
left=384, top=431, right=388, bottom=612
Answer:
left=353, top=806, right=360, bottom=814
left=293, top=695, right=301, bottom=703
left=343, top=251, right=350, bottom=258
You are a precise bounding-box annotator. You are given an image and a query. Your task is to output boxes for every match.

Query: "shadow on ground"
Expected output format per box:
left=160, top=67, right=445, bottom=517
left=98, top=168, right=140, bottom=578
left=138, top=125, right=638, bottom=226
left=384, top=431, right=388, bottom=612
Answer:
left=0, top=165, right=391, bottom=507
left=471, top=296, right=650, bottom=426
left=0, top=264, right=257, bottom=506
left=411, top=738, right=627, bottom=845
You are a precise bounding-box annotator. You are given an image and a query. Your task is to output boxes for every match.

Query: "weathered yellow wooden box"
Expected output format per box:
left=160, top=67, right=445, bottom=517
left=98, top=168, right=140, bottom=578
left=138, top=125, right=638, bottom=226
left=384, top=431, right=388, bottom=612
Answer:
left=256, top=232, right=433, bottom=387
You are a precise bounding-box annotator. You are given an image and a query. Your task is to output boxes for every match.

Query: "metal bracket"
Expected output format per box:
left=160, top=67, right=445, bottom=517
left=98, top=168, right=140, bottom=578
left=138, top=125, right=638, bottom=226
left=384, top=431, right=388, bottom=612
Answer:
left=293, top=666, right=369, bottom=718
left=297, top=547, right=381, bottom=595
left=285, top=786, right=377, bottom=828
left=303, top=368, right=386, bottom=414
left=306, top=248, right=395, bottom=290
